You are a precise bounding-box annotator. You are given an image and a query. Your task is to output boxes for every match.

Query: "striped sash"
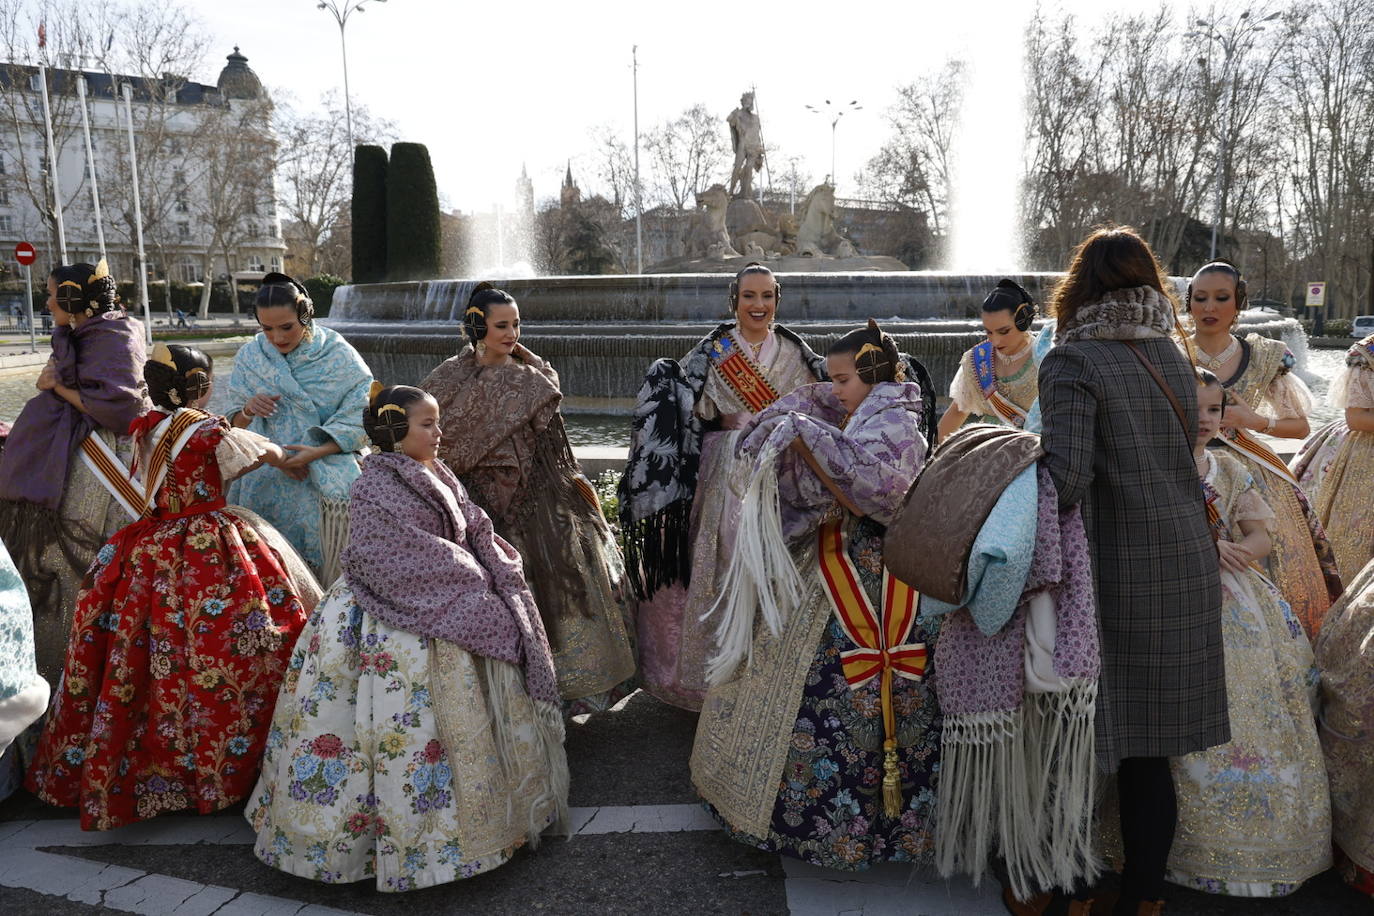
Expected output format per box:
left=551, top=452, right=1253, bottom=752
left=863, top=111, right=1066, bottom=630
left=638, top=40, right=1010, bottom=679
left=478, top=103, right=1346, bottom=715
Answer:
left=817, top=519, right=926, bottom=817
left=971, top=341, right=1028, bottom=427
left=1220, top=427, right=1298, bottom=487
left=78, top=433, right=145, bottom=521
left=136, top=409, right=211, bottom=515
left=710, top=335, right=780, bottom=414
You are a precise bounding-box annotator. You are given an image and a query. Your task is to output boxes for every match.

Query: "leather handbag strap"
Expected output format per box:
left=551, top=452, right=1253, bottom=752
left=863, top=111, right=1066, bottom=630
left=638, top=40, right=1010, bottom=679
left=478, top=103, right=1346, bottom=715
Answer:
left=1123, top=341, right=1191, bottom=442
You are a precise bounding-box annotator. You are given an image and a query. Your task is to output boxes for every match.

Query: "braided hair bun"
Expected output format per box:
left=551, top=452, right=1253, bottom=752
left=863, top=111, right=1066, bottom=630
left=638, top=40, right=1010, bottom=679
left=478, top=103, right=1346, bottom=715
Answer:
left=51, top=260, right=119, bottom=318
left=463, top=282, right=517, bottom=346
left=364, top=383, right=429, bottom=452
left=145, top=343, right=213, bottom=411
left=828, top=318, right=903, bottom=385
left=982, top=278, right=1036, bottom=332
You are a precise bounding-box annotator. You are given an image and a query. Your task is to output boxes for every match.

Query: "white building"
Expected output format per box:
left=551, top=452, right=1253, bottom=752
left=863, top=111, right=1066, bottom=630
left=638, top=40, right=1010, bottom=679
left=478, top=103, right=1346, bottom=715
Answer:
left=0, top=47, right=285, bottom=288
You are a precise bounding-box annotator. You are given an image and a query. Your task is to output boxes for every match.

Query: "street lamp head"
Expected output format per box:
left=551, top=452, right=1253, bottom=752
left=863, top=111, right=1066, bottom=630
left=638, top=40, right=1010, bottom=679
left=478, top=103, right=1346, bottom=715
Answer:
left=1195, top=18, right=1209, bottom=27
left=1262, top=11, right=1281, bottom=21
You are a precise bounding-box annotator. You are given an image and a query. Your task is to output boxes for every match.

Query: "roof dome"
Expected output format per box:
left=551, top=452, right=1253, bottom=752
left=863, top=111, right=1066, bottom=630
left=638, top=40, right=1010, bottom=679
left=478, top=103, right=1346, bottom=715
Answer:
left=216, top=46, right=263, bottom=100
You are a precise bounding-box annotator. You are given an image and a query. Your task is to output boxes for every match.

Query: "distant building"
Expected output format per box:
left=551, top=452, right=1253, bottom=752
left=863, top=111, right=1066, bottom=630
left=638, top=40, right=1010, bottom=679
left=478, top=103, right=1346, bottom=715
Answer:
left=0, top=47, right=285, bottom=285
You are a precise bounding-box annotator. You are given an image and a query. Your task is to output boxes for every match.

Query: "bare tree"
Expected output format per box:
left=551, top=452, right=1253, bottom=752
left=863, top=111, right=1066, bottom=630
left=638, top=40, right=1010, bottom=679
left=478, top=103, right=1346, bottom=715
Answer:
left=642, top=103, right=726, bottom=209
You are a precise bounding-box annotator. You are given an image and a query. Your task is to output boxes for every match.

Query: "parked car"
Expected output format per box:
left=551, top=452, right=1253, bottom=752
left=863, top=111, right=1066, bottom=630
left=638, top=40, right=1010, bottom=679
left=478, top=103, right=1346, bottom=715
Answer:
left=1352, top=315, right=1374, bottom=338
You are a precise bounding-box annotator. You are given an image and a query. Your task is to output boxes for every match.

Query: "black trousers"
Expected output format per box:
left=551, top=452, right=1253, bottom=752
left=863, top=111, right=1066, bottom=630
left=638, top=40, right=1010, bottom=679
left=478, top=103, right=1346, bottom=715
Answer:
left=1115, top=755, right=1177, bottom=906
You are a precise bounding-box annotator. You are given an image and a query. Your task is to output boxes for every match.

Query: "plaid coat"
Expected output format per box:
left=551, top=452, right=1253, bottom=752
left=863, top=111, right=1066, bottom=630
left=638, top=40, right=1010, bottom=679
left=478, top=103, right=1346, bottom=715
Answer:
left=1040, top=335, right=1227, bottom=768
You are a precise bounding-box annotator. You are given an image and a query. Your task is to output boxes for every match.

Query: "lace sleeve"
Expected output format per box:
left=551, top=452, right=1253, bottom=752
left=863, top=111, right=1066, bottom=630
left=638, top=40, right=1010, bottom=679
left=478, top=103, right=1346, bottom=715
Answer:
left=216, top=426, right=271, bottom=481
left=1232, top=475, right=1275, bottom=530
left=1330, top=364, right=1374, bottom=410
left=949, top=359, right=986, bottom=415
left=1264, top=370, right=1315, bottom=419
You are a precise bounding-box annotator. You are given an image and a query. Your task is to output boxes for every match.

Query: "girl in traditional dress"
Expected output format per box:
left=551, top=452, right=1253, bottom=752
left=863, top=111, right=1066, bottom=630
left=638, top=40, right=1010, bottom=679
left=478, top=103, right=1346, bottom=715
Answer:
left=420, top=284, right=634, bottom=714
left=620, top=263, right=826, bottom=710
left=1166, top=369, right=1330, bottom=896
left=1316, top=556, right=1374, bottom=898
left=0, top=537, right=47, bottom=802
left=228, top=273, right=373, bottom=584
left=690, top=320, right=940, bottom=870
left=938, top=278, right=1040, bottom=441
left=1182, top=262, right=1338, bottom=636
left=24, top=345, right=316, bottom=830
left=0, top=260, right=146, bottom=685
left=247, top=385, right=568, bottom=893
left=1292, top=333, right=1374, bottom=578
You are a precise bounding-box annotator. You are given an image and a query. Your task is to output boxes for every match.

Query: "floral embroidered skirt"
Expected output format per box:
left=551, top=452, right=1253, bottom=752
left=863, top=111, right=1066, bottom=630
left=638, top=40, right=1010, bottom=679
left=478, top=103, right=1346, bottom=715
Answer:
left=1165, top=566, right=1331, bottom=896
left=711, top=617, right=941, bottom=870
left=25, top=508, right=309, bottom=830
left=246, top=579, right=561, bottom=892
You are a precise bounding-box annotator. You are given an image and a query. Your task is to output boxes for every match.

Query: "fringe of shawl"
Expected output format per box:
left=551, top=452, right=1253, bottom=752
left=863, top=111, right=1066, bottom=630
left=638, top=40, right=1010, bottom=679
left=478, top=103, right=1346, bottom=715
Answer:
left=704, top=456, right=802, bottom=686
left=935, top=679, right=1100, bottom=901
left=621, top=500, right=692, bottom=600
left=318, top=497, right=350, bottom=588
left=480, top=656, right=569, bottom=849
left=0, top=499, right=102, bottom=616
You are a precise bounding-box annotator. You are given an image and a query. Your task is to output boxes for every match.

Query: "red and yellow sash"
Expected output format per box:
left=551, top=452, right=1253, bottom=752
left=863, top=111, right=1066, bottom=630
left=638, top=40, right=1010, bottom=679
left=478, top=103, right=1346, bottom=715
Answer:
left=1221, top=427, right=1298, bottom=487
left=711, top=335, right=780, bottom=414
left=817, top=519, right=926, bottom=816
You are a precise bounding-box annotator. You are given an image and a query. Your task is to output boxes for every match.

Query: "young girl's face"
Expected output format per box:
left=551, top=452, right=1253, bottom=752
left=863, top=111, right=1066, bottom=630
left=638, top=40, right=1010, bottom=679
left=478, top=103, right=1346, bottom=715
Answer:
left=827, top=353, right=873, bottom=415
left=1196, top=382, right=1224, bottom=448
left=400, top=396, right=442, bottom=463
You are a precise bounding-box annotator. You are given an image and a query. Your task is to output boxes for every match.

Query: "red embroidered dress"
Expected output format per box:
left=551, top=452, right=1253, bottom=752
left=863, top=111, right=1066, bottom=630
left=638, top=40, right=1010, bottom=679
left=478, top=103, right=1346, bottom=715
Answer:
left=26, top=412, right=310, bottom=830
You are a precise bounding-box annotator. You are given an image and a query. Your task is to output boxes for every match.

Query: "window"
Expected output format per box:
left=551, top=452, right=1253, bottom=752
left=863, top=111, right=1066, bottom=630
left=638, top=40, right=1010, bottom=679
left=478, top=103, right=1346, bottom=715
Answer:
left=177, top=221, right=190, bottom=240
left=175, top=195, right=188, bottom=213
left=177, top=259, right=202, bottom=284
left=246, top=223, right=260, bottom=239
left=38, top=156, right=48, bottom=173
left=169, top=138, right=182, bottom=155
left=0, top=215, right=13, bottom=232
left=0, top=189, right=9, bottom=206
left=28, top=74, right=42, bottom=92
left=0, top=157, right=7, bottom=174
left=173, top=170, right=185, bottom=187
left=269, top=256, right=281, bottom=272
left=246, top=255, right=265, bottom=272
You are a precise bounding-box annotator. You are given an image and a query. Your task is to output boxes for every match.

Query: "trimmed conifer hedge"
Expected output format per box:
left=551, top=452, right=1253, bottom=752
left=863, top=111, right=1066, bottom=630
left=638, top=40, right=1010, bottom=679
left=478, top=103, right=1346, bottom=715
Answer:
left=385, top=142, right=441, bottom=281
left=351, top=144, right=389, bottom=283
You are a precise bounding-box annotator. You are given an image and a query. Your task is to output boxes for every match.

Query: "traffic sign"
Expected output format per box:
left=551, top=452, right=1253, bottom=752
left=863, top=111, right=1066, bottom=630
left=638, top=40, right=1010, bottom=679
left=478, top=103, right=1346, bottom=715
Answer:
left=13, top=242, right=35, bottom=266
left=1306, top=281, right=1326, bottom=307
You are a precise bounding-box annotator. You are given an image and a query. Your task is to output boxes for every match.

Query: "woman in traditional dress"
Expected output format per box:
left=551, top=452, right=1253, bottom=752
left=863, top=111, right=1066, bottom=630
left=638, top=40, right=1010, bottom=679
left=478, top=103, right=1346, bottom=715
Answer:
left=24, top=345, right=318, bottom=830
left=1018, top=228, right=1227, bottom=916
left=1316, top=556, right=1374, bottom=898
left=691, top=320, right=940, bottom=870
left=1166, top=369, right=1329, bottom=896
left=0, top=536, right=47, bottom=802
left=938, top=278, right=1040, bottom=441
left=0, top=260, right=146, bottom=684
left=1292, top=333, right=1374, bottom=578
left=1182, top=262, right=1338, bottom=636
left=620, top=263, right=825, bottom=710
left=247, top=385, right=567, bottom=893
left=228, top=273, right=373, bottom=584
left=420, top=284, right=634, bottom=714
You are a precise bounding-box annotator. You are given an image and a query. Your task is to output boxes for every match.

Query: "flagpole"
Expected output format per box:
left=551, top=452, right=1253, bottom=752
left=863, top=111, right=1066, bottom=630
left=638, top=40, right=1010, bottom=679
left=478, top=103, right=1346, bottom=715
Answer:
left=37, top=63, right=68, bottom=263
left=121, top=83, right=151, bottom=346
left=76, top=72, right=106, bottom=261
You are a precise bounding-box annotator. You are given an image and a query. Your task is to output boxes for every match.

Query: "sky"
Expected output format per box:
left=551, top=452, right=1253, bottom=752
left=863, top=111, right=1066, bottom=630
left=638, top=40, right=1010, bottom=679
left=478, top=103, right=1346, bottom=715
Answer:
left=185, top=0, right=1171, bottom=215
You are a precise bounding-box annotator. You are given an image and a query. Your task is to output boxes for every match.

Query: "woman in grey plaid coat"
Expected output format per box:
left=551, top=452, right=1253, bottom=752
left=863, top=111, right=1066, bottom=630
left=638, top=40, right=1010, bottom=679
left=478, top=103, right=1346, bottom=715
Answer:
left=1008, top=228, right=1226, bottom=916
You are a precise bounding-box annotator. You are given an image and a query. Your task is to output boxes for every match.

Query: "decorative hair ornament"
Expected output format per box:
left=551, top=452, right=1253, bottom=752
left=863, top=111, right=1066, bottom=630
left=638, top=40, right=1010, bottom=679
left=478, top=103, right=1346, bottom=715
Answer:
left=150, top=342, right=178, bottom=370
left=89, top=258, right=110, bottom=284
left=368, top=379, right=385, bottom=406
left=375, top=403, right=407, bottom=420
left=855, top=342, right=884, bottom=361
left=463, top=281, right=498, bottom=345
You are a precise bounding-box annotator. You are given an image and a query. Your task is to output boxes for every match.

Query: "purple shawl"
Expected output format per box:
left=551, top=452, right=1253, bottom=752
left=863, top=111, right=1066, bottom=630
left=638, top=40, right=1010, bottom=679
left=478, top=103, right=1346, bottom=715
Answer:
left=0, top=312, right=146, bottom=510
left=341, top=451, right=559, bottom=706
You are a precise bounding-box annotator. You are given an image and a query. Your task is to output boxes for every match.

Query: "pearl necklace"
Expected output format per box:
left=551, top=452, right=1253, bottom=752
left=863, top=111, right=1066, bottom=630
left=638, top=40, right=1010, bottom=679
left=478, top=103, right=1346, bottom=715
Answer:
left=1196, top=335, right=1239, bottom=372
left=996, top=340, right=1032, bottom=364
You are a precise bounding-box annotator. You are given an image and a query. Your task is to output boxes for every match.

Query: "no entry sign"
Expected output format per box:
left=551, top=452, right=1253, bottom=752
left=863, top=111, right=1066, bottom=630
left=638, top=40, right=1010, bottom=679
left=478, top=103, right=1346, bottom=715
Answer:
left=1306, top=282, right=1326, bottom=307
left=13, top=242, right=34, bottom=266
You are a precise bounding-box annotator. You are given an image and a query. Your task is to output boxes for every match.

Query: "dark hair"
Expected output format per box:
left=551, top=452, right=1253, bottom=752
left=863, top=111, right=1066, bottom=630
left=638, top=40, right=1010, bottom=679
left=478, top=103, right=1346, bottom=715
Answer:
left=144, top=344, right=213, bottom=411
left=1186, top=261, right=1248, bottom=313
left=1195, top=366, right=1226, bottom=418
left=983, top=278, right=1036, bottom=332
left=1047, top=226, right=1175, bottom=328
left=463, top=282, right=517, bottom=346
left=827, top=318, right=902, bottom=385
left=364, top=385, right=430, bottom=452
left=254, top=272, right=314, bottom=325
left=728, top=262, right=781, bottom=313
left=50, top=261, right=119, bottom=317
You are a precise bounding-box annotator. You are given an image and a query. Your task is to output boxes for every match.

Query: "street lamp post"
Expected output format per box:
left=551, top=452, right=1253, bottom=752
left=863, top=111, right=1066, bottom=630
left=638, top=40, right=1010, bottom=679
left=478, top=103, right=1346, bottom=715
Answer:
left=316, top=0, right=388, bottom=152
left=1187, top=10, right=1281, bottom=261
left=805, top=99, right=861, bottom=189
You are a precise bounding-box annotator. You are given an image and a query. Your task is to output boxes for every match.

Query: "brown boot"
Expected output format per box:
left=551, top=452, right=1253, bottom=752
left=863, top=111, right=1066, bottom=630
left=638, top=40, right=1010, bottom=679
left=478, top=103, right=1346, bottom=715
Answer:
left=1002, top=886, right=1095, bottom=916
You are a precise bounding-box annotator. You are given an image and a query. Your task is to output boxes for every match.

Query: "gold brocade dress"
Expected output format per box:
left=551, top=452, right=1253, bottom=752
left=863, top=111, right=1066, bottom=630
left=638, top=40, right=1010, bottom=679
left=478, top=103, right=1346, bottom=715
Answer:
left=1165, top=451, right=1330, bottom=896
left=948, top=346, right=1039, bottom=427
left=1294, top=338, right=1374, bottom=578
left=1217, top=334, right=1332, bottom=636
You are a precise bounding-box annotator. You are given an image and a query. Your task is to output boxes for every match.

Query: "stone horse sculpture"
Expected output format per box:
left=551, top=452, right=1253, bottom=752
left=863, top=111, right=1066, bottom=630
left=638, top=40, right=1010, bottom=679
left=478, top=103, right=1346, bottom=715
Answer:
left=795, top=183, right=859, bottom=258
left=685, top=184, right=741, bottom=259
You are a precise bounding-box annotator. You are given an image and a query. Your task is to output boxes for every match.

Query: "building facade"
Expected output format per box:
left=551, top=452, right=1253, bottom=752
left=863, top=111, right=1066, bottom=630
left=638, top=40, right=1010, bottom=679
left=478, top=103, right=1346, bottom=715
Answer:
left=0, top=47, right=284, bottom=289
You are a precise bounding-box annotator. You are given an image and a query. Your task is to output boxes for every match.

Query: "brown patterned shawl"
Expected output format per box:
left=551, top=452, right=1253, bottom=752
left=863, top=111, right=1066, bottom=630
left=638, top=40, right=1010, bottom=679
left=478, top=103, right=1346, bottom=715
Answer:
left=421, top=346, right=600, bottom=636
